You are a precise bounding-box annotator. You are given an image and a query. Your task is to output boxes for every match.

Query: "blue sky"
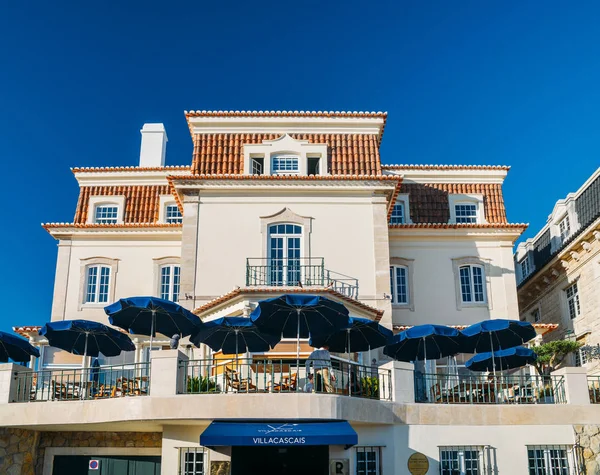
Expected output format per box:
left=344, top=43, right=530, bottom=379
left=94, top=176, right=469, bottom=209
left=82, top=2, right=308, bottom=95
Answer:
left=1, top=1, right=599, bottom=332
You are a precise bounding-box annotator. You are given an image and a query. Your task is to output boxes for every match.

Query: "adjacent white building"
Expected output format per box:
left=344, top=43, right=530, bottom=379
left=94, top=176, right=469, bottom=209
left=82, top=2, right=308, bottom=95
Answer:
left=1, top=111, right=597, bottom=475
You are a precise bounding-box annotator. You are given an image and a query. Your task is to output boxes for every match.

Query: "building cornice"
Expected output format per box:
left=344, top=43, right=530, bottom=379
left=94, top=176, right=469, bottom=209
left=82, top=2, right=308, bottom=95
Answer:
left=72, top=167, right=191, bottom=187
left=42, top=223, right=183, bottom=239
left=383, top=166, right=508, bottom=184
left=388, top=224, right=527, bottom=242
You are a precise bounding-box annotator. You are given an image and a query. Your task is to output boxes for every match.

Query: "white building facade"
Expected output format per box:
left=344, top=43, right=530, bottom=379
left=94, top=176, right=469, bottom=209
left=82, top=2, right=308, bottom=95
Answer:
left=1, top=111, right=597, bottom=475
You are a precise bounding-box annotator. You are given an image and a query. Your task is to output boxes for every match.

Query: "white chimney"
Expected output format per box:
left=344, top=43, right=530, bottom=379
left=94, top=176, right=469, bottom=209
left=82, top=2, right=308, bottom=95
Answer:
left=139, top=123, right=168, bottom=167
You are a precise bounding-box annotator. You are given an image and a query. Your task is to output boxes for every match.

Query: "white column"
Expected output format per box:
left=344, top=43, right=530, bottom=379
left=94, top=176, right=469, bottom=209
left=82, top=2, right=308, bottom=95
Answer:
left=551, top=366, right=590, bottom=405
left=150, top=349, right=189, bottom=396
left=380, top=360, right=415, bottom=403
left=0, top=363, right=31, bottom=403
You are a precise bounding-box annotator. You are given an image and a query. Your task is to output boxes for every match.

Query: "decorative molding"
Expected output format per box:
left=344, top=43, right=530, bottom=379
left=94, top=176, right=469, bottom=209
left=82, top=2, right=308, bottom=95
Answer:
left=78, top=256, right=119, bottom=310
left=447, top=194, right=487, bottom=224
left=87, top=195, right=126, bottom=224
left=594, top=231, right=600, bottom=241
left=259, top=208, right=313, bottom=259
left=542, top=277, right=551, bottom=285
left=560, top=260, right=569, bottom=269
left=582, top=241, right=592, bottom=252
left=570, top=251, right=581, bottom=261
left=551, top=269, right=560, bottom=277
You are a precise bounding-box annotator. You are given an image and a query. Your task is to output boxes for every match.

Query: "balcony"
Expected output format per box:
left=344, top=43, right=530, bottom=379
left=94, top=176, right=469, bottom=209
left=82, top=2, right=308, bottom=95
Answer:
left=179, top=357, right=392, bottom=400
left=245, top=257, right=359, bottom=298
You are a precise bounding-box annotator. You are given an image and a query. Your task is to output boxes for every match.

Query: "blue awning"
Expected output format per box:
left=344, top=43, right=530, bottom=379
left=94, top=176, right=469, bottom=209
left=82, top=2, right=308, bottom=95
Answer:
left=200, top=421, right=358, bottom=447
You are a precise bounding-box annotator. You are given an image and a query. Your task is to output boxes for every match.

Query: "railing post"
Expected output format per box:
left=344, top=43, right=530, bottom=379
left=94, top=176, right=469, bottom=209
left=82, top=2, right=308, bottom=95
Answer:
left=551, top=367, right=590, bottom=405
left=0, top=363, right=31, bottom=403
left=380, top=361, right=414, bottom=403
left=149, top=350, right=189, bottom=397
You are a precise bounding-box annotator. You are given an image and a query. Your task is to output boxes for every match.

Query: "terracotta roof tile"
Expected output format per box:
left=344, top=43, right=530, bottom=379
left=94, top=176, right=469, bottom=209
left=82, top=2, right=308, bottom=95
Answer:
left=43, top=223, right=182, bottom=229
left=71, top=166, right=190, bottom=173
left=169, top=174, right=400, bottom=182
left=388, top=223, right=527, bottom=230
left=193, top=287, right=384, bottom=319
left=383, top=164, right=510, bottom=171
left=74, top=185, right=171, bottom=224
left=190, top=133, right=383, bottom=176
left=399, top=183, right=508, bottom=223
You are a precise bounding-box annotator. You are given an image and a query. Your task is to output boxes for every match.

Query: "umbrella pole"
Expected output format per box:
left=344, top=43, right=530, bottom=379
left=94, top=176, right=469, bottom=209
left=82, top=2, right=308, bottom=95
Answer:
left=81, top=333, right=89, bottom=400
left=347, top=329, right=351, bottom=398
left=235, top=330, right=239, bottom=382
left=150, top=311, right=155, bottom=352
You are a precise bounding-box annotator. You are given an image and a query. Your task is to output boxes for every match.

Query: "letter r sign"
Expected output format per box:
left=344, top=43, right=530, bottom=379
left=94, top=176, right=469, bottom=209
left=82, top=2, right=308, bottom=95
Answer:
left=330, top=459, right=349, bottom=475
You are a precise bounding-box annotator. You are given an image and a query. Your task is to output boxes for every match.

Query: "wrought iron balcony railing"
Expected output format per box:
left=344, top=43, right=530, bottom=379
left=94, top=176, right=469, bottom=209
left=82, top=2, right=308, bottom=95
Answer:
left=245, top=257, right=359, bottom=299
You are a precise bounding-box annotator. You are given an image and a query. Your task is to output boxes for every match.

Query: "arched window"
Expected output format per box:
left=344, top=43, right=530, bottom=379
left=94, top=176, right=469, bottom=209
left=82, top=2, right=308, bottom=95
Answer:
left=268, top=224, right=302, bottom=285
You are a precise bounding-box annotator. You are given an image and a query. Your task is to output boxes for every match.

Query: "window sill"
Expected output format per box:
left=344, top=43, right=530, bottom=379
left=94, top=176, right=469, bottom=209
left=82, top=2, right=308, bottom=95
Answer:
left=458, top=302, right=489, bottom=310
left=392, top=303, right=414, bottom=312
left=79, top=303, right=108, bottom=310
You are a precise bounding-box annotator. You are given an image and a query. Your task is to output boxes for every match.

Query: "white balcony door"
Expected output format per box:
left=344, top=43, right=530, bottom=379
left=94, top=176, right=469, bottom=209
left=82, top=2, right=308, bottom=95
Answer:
left=268, top=224, right=302, bottom=286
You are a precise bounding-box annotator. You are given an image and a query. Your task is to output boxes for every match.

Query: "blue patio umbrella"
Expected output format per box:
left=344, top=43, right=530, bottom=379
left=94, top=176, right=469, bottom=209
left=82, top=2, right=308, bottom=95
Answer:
left=465, top=346, right=537, bottom=372
left=251, top=294, right=350, bottom=370
left=39, top=320, right=136, bottom=359
left=190, top=317, right=281, bottom=355
left=105, top=297, right=203, bottom=350
left=461, top=319, right=537, bottom=376
left=0, top=331, right=40, bottom=364
left=383, top=324, right=464, bottom=363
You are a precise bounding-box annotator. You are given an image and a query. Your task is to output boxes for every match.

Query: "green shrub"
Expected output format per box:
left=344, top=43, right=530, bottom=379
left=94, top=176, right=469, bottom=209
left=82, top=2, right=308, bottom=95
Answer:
left=187, top=375, right=220, bottom=393
left=361, top=376, right=380, bottom=399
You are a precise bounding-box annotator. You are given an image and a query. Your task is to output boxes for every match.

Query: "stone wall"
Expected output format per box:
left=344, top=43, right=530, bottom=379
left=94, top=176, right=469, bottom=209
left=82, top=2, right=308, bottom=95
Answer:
left=35, top=431, right=162, bottom=474
left=0, top=428, right=39, bottom=475
left=575, top=425, right=600, bottom=474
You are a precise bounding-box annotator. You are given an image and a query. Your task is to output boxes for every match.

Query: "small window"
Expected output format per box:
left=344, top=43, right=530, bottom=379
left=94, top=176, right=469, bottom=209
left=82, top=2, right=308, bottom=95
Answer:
left=160, top=265, right=181, bottom=302
left=531, top=308, right=541, bottom=323
left=356, top=447, right=381, bottom=475
left=272, top=155, right=299, bottom=174
left=389, top=265, right=409, bottom=304
left=455, top=204, right=478, bottom=224
left=565, top=283, right=581, bottom=319
left=180, top=448, right=205, bottom=475
left=307, top=157, right=320, bottom=175
left=389, top=202, right=405, bottom=225
left=251, top=157, right=264, bottom=175
left=527, top=445, right=575, bottom=475
left=85, top=265, right=111, bottom=303
left=439, top=446, right=484, bottom=475
left=94, top=205, right=118, bottom=224
left=575, top=347, right=588, bottom=367
left=165, top=204, right=183, bottom=224
left=520, top=256, right=530, bottom=281
left=459, top=265, right=486, bottom=303
left=559, top=216, right=571, bottom=244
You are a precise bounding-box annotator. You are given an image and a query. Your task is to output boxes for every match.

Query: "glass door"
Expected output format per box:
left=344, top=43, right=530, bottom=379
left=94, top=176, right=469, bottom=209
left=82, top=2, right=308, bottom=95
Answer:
left=268, top=224, right=302, bottom=286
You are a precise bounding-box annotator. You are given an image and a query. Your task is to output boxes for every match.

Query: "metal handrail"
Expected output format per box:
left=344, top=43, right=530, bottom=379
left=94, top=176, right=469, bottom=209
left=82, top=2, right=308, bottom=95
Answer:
left=588, top=376, right=600, bottom=403
left=179, top=357, right=391, bottom=400
left=14, top=362, right=151, bottom=402
left=414, top=372, right=567, bottom=405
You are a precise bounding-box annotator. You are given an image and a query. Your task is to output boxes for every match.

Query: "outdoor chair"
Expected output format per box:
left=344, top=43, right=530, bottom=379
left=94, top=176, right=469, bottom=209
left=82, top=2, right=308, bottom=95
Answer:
left=268, top=373, right=297, bottom=392
left=224, top=367, right=257, bottom=393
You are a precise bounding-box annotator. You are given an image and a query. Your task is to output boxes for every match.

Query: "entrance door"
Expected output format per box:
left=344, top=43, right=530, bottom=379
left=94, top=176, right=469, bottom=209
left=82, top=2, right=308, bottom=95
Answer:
left=231, top=445, right=328, bottom=475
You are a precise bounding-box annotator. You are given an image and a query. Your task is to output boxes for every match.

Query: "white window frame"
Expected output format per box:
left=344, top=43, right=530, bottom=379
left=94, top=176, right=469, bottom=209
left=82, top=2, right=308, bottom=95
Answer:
left=87, top=195, right=126, bottom=224
left=559, top=215, right=571, bottom=244
left=520, top=255, right=531, bottom=282
left=448, top=194, right=486, bottom=224
left=390, top=265, right=408, bottom=304
left=260, top=207, right=312, bottom=260
left=526, top=445, right=577, bottom=475
left=389, top=194, right=412, bottom=225
left=452, top=257, right=492, bottom=310
left=251, top=156, right=264, bottom=175
left=85, top=265, right=111, bottom=304
left=271, top=154, right=300, bottom=174
left=531, top=308, right=541, bottom=323
left=389, top=258, right=415, bottom=311
left=565, top=282, right=581, bottom=320
left=439, top=446, right=485, bottom=475
left=79, top=257, right=119, bottom=309
left=159, top=264, right=181, bottom=302
left=158, top=195, right=183, bottom=224
left=355, top=446, right=381, bottom=475
left=153, top=257, right=181, bottom=301
left=165, top=204, right=183, bottom=224
left=179, top=447, right=207, bottom=475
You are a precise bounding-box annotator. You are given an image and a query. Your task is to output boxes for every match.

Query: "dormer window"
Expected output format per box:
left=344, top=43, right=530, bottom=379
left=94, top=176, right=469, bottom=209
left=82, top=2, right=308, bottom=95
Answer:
left=94, top=205, right=118, bottom=224
left=559, top=216, right=571, bottom=243
left=165, top=204, right=183, bottom=224
left=519, top=255, right=530, bottom=281
left=448, top=195, right=485, bottom=224
left=251, top=157, right=264, bottom=175
left=389, top=202, right=405, bottom=224
left=455, top=204, right=478, bottom=223
left=307, top=156, right=320, bottom=175
left=272, top=155, right=299, bottom=174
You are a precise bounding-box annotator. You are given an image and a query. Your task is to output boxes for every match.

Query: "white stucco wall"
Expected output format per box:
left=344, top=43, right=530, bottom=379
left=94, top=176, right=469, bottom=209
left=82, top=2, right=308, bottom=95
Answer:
left=390, top=235, right=519, bottom=326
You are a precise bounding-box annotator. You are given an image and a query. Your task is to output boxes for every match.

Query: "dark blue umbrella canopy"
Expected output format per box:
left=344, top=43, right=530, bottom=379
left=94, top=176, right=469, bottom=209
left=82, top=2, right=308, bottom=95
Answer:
left=190, top=317, right=280, bottom=354
left=250, top=294, right=350, bottom=339
left=105, top=297, right=202, bottom=338
left=466, top=346, right=537, bottom=372
left=309, top=317, right=393, bottom=353
left=0, top=331, right=40, bottom=363
left=39, top=320, right=135, bottom=357
left=383, top=324, right=464, bottom=362
left=461, top=319, right=537, bottom=353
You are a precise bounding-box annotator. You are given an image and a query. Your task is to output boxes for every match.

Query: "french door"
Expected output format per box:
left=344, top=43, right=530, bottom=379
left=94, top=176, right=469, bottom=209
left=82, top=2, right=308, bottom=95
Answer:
left=268, top=224, right=302, bottom=286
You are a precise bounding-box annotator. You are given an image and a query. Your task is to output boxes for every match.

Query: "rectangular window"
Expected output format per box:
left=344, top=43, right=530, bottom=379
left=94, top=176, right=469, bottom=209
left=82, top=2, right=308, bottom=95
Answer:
left=179, top=448, right=205, bottom=475
left=455, top=204, right=478, bottom=224
left=356, top=447, right=381, bottom=475
left=166, top=204, right=183, bottom=224
left=575, top=347, right=587, bottom=367
left=527, top=445, right=575, bottom=475
left=160, top=265, right=181, bottom=302
left=459, top=265, right=486, bottom=304
left=272, top=156, right=299, bottom=174
left=565, top=283, right=581, bottom=319
left=251, top=157, right=264, bottom=175
left=559, top=216, right=571, bottom=243
left=520, top=256, right=530, bottom=280
left=85, top=265, right=111, bottom=303
left=94, top=205, right=118, bottom=224
left=389, top=202, right=405, bottom=225
left=439, top=446, right=484, bottom=475
left=532, top=308, right=541, bottom=323
left=389, top=266, right=408, bottom=304
left=307, top=157, right=320, bottom=175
